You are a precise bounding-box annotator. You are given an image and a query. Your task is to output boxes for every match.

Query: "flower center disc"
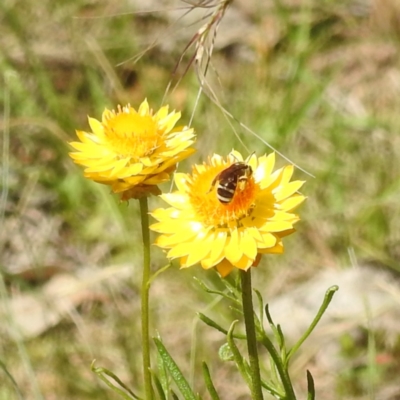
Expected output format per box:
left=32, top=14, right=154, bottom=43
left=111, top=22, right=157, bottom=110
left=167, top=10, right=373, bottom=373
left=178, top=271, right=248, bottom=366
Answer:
left=104, top=112, right=159, bottom=159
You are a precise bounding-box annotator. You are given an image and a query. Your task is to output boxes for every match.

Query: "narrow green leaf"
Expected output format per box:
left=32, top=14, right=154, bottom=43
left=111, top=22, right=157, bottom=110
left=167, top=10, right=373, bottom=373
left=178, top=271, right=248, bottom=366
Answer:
left=194, top=278, right=238, bottom=303
left=264, top=304, right=275, bottom=326
left=265, top=304, right=283, bottom=347
left=230, top=305, right=244, bottom=316
left=287, top=285, right=339, bottom=361
left=198, top=313, right=245, bottom=339
left=253, top=289, right=264, bottom=329
left=202, top=362, right=221, bottom=400
left=198, top=313, right=227, bottom=334
left=226, top=321, right=252, bottom=387
left=307, top=370, right=315, bottom=400
left=259, top=379, right=285, bottom=399
left=276, top=324, right=287, bottom=358
left=91, top=360, right=140, bottom=400
left=154, top=338, right=197, bottom=400
left=220, top=275, right=242, bottom=301
left=259, top=332, right=296, bottom=399
left=152, top=374, right=167, bottom=400
left=156, top=334, right=170, bottom=396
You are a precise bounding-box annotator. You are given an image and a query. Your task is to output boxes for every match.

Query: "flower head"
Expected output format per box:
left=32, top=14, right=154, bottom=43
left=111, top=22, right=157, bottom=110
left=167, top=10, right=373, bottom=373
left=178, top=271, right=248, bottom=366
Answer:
left=69, top=99, right=195, bottom=199
left=151, top=151, right=306, bottom=277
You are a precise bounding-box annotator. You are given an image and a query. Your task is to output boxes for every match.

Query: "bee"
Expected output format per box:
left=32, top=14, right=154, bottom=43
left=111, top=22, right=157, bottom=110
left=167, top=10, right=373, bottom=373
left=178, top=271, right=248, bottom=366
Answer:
left=210, top=161, right=253, bottom=204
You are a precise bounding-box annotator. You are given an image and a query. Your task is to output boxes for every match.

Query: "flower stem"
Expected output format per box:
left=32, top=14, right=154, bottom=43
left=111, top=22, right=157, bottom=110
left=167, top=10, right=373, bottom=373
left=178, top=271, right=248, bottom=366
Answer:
left=240, top=269, right=264, bottom=400
left=139, top=197, right=153, bottom=400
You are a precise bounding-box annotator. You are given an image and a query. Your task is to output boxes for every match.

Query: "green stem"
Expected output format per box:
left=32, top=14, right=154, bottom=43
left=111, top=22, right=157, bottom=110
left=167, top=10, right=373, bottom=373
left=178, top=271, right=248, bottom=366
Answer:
left=240, top=269, right=264, bottom=400
left=139, top=197, right=153, bottom=400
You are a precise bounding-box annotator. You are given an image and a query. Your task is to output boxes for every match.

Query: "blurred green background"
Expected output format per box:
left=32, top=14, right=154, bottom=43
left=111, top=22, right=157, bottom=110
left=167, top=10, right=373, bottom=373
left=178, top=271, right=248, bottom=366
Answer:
left=1, top=0, right=400, bottom=399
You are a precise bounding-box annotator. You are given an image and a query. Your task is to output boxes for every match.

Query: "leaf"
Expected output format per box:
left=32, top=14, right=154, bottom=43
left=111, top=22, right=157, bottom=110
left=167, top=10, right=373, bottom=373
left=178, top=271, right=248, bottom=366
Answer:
left=198, top=313, right=246, bottom=339
left=253, top=289, right=264, bottom=329
left=202, top=362, right=221, bottom=400
left=265, top=304, right=285, bottom=350
left=226, top=321, right=252, bottom=387
left=193, top=277, right=238, bottom=303
left=198, top=313, right=227, bottom=334
left=264, top=304, right=275, bottom=326
left=91, top=360, right=140, bottom=400
left=307, top=370, right=315, bottom=400
left=152, top=374, right=167, bottom=400
left=218, top=343, right=234, bottom=362
left=287, top=285, right=339, bottom=361
left=154, top=338, right=197, bottom=400
left=156, top=335, right=170, bottom=396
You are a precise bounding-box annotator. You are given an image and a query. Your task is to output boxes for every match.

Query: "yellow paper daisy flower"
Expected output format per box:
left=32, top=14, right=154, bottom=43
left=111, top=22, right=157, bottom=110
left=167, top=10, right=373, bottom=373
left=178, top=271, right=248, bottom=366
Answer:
left=151, top=151, right=306, bottom=277
left=69, top=99, right=195, bottom=200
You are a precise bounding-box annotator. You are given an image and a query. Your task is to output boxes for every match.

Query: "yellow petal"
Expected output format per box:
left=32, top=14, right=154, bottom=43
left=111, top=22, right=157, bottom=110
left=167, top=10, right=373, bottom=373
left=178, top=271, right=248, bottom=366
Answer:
left=144, top=173, right=170, bottom=185
left=269, top=210, right=296, bottom=221
left=106, top=159, right=130, bottom=178
left=88, top=117, right=104, bottom=136
left=233, top=254, right=253, bottom=271
left=111, top=176, right=145, bottom=192
left=215, top=259, right=234, bottom=277
left=274, top=180, right=305, bottom=201
left=140, top=157, right=156, bottom=167
left=254, top=153, right=275, bottom=183
left=259, top=239, right=284, bottom=254
left=224, top=228, right=243, bottom=264
left=159, top=112, right=181, bottom=133
left=84, top=163, right=114, bottom=173
left=119, top=163, right=144, bottom=178
left=151, top=218, right=193, bottom=234
left=247, top=152, right=258, bottom=171
left=174, top=173, right=189, bottom=192
left=151, top=207, right=180, bottom=221
left=276, top=228, right=296, bottom=238
left=69, top=141, right=99, bottom=154
left=161, top=193, right=189, bottom=209
left=208, top=229, right=229, bottom=264
left=138, top=99, right=150, bottom=115
left=246, top=226, right=264, bottom=242
left=240, top=230, right=258, bottom=260
left=262, top=165, right=294, bottom=190
left=156, top=230, right=194, bottom=247
left=154, top=105, right=169, bottom=120
left=201, top=251, right=226, bottom=269
left=185, top=233, right=213, bottom=267
left=278, top=194, right=306, bottom=211
left=250, top=201, right=275, bottom=220
left=261, top=220, right=294, bottom=232
left=167, top=242, right=192, bottom=258
left=257, top=232, right=277, bottom=248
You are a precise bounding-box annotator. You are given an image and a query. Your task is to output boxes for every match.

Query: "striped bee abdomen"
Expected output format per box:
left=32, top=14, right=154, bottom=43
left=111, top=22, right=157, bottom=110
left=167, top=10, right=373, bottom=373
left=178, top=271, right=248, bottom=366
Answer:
left=210, top=161, right=253, bottom=204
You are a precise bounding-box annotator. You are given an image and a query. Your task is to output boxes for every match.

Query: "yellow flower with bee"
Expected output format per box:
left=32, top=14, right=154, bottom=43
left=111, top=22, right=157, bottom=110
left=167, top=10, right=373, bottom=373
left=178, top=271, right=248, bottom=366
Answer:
left=151, top=151, right=306, bottom=277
